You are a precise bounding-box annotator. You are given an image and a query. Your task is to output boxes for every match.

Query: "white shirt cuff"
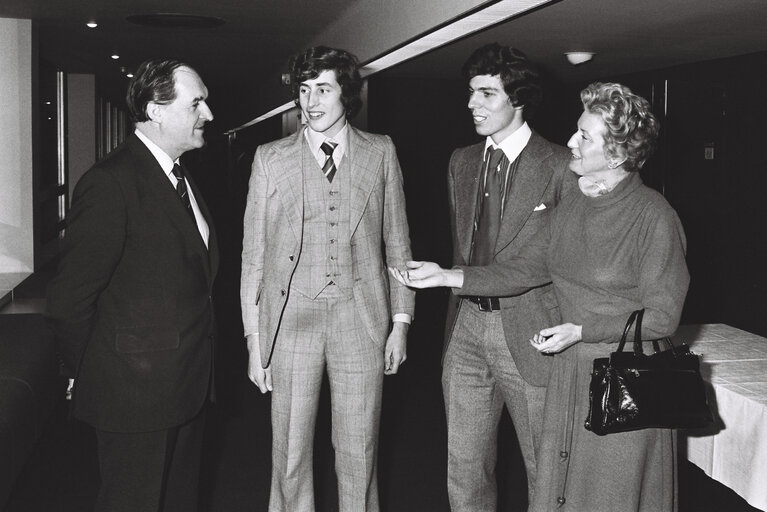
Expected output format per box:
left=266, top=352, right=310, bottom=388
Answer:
left=392, top=313, right=412, bottom=324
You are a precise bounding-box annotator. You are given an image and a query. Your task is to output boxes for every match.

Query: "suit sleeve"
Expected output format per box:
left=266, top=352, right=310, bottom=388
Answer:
left=381, top=136, right=416, bottom=318
left=240, top=145, right=270, bottom=338
left=446, top=149, right=461, bottom=266
left=45, top=169, right=126, bottom=375
left=458, top=219, right=551, bottom=297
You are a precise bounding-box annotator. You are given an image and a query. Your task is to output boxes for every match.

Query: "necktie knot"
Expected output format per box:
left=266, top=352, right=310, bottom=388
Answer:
left=321, top=141, right=337, bottom=156
left=486, top=147, right=505, bottom=173
left=172, top=163, right=185, bottom=180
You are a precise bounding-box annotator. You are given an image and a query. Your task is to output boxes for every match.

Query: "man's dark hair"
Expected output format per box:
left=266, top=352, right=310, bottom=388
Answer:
left=462, top=43, right=543, bottom=119
left=289, top=46, right=363, bottom=119
left=126, top=59, right=191, bottom=123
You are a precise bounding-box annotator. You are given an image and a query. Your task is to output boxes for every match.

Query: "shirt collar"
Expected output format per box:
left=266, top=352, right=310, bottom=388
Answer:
left=483, top=122, right=532, bottom=164
left=134, top=128, right=178, bottom=175
left=304, top=122, right=349, bottom=161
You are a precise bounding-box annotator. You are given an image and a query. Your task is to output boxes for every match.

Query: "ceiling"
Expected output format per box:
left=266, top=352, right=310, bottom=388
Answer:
left=2, top=0, right=766, bottom=131
left=392, top=0, right=767, bottom=83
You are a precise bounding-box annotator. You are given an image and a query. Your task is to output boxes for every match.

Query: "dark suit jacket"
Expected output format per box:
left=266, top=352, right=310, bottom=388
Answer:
left=46, top=134, right=219, bottom=433
left=445, top=131, right=574, bottom=386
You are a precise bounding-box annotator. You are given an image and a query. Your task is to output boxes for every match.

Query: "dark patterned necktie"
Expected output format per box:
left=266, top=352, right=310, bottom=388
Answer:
left=471, top=147, right=505, bottom=265
left=320, top=141, right=338, bottom=183
left=171, top=164, right=195, bottom=220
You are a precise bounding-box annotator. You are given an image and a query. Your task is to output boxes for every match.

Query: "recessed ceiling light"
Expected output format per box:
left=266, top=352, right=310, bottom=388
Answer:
left=86, top=20, right=98, bottom=28
left=111, top=54, right=120, bottom=60
left=126, top=73, right=134, bottom=78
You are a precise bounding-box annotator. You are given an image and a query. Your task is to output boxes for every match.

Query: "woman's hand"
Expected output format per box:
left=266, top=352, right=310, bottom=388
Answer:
left=530, top=323, right=583, bottom=354
left=388, top=261, right=464, bottom=289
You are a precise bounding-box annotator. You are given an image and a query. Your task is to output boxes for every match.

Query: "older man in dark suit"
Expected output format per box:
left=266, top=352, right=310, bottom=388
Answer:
left=46, top=59, right=217, bottom=512
left=393, top=43, right=574, bottom=511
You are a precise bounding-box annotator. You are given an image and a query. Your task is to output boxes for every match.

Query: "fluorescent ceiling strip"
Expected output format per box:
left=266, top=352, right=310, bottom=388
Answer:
left=360, top=0, right=553, bottom=76
left=227, top=0, right=554, bottom=134
left=226, top=101, right=296, bottom=134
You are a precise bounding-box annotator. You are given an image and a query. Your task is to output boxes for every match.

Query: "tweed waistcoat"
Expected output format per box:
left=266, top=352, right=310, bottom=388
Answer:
left=291, top=143, right=353, bottom=299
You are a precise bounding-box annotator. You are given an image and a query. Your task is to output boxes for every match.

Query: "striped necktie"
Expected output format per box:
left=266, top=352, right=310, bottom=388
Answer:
left=171, top=164, right=195, bottom=221
left=320, top=141, right=338, bottom=183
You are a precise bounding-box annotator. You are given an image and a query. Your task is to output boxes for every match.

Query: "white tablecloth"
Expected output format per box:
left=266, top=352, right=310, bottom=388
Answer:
left=674, top=324, right=767, bottom=511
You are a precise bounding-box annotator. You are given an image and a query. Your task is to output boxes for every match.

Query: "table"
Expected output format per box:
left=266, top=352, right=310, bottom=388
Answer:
left=674, top=324, right=767, bottom=511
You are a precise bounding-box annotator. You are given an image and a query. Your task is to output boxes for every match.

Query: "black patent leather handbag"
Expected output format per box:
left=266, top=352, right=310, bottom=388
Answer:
left=585, top=309, right=714, bottom=435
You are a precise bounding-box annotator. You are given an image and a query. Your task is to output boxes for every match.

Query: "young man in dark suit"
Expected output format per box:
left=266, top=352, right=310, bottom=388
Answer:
left=46, top=59, right=218, bottom=512
left=393, top=43, right=573, bottom=511
left=240, top=46, right=414, bottom=511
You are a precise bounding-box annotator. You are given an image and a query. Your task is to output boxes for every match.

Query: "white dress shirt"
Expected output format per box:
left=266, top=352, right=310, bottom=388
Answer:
left=135, top=129, right=210, bottom=248
left=304, top=122, right=349, bottom=168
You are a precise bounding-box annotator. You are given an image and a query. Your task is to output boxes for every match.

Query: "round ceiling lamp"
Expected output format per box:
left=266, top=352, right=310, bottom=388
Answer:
left=565, top=51, right=595, bottom=65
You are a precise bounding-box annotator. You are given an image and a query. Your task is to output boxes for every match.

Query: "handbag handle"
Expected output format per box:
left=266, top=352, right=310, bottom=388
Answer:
left=616, top=309, right=643, bottom=354
left=616, top=308, right=665, bottom=355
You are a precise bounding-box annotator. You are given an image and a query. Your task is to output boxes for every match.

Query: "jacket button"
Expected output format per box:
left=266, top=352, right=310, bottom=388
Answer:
left=280, top=289, right=286, bottom=296
left=557, top=497, right=566, bottom=505
left=288, top=255, right=294, bottom=261
left=559, top=451, right=569, bottom=459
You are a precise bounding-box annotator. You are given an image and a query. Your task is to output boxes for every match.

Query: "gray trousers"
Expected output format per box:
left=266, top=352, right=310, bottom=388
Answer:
left=442, top=304, right=546, bottom=512
left=269, top=292, right=384, bottom=512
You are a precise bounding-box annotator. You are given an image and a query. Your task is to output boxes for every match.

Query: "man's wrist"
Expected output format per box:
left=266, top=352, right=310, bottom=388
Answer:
left=391, top=320, right=409, bottom=332
left=446, top=268, right=464, bottom=288
left=245, top=333, right=260, bottom=349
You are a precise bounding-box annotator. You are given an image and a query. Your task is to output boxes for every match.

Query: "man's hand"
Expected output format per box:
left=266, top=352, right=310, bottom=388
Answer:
left=246, top=334, right=273, bottom=393
left=388, top=261, right=464, bottom=289
left=384, top=322, right=409, bottom=375
left=530, top=323, right=583, bottom=354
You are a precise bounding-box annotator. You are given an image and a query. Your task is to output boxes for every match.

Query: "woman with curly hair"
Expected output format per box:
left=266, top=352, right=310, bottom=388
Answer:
left=391, top=82, right=689, bottom=511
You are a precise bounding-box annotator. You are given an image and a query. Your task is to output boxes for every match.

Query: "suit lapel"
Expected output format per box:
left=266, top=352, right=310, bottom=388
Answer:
left=130, top=136, right=211, bottom=263
left=347, top=127, right=382, bottom=233
left=270, top=130, right=305, bottom=243
left=494, top=132, right=555, bottom=252
left=455, top=143, right=484, bottom=263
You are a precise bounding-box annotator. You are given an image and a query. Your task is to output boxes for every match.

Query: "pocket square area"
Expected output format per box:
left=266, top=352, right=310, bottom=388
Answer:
left=533, top=203, right=547, bottom=211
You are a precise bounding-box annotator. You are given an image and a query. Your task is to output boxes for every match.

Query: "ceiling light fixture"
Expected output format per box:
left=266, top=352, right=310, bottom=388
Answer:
left=86, top=20, right=98, bottom=28
left=126, top=73, right=134, bottom=78
left=111, top=53, right=120, bottom=60
left=565, top=51, right=594, bottom=65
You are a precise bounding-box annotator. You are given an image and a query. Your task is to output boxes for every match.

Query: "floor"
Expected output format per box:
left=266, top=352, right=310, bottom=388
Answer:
left=2, top=268, right=761, bottom=512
